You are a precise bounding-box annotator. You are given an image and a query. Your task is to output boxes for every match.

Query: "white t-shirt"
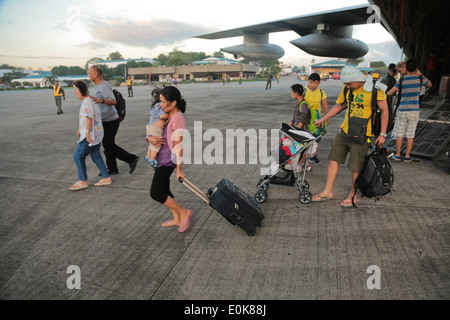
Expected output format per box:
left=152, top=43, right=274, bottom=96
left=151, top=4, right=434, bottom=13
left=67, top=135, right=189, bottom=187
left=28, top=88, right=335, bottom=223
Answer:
left=78, top=97, right=104, bottom=146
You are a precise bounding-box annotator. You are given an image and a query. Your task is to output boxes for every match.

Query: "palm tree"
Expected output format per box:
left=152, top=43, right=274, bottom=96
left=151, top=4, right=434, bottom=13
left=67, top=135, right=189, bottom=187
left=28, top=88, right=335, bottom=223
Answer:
left=43, top=75, right=57, bottom=88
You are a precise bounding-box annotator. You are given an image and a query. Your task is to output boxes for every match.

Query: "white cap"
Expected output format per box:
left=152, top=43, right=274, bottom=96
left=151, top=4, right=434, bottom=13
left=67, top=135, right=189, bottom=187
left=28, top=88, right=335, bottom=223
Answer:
left=341, top=66, right=366, bottom=82
left=342, top=66, right=381, bottom=92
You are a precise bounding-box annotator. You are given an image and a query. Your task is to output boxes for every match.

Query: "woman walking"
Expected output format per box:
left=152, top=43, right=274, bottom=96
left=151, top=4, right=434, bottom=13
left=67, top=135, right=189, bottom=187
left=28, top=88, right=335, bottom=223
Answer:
left=69, top=80, right=111, bottom=190
left=148, top=86, right=193, bottom=232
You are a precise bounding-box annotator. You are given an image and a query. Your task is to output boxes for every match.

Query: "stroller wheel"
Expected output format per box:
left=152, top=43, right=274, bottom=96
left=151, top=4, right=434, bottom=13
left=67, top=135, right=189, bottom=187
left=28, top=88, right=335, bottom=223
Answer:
left=257, top=180, right=268, bottom=191
left=296, top=179, right=309, bottom=191
left=299, top=191, right=312, bottom=204
left=254, top=190, right=268, bottom=203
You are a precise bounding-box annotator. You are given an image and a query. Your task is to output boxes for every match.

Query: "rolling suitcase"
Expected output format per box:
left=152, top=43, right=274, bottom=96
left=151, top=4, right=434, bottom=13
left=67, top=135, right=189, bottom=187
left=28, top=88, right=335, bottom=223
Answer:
left=439, top=75, right=450, bottom=98
left=179, top=177, right=264, bottom=236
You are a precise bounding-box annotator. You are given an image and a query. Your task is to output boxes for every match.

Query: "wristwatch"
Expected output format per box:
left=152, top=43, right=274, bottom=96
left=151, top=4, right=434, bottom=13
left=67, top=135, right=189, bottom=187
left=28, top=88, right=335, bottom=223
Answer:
left=380, top=132, right=387, bottom=137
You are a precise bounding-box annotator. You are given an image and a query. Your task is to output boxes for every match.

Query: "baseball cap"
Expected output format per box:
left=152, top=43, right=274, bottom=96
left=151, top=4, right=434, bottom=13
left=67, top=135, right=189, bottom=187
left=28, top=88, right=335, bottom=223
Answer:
left=341, top=66, right=366, bottom=83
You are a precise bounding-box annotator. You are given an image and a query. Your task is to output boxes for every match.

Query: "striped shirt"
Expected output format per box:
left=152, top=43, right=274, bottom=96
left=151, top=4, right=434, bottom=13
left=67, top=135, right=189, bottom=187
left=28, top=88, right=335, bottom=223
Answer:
left=394, top=75, right=430, bottom=112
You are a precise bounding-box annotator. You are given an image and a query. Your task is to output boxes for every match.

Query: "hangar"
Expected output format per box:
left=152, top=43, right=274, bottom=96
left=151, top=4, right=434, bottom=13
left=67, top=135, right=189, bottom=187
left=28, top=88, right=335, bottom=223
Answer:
left=128, top=63, right=260, bottom=83
left=370, top=0, right=450, bottom=159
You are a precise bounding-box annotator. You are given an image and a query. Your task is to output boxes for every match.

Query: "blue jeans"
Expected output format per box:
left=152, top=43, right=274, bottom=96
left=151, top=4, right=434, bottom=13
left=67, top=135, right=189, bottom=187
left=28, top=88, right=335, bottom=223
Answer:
left=73, top=139, right=109, bottom=181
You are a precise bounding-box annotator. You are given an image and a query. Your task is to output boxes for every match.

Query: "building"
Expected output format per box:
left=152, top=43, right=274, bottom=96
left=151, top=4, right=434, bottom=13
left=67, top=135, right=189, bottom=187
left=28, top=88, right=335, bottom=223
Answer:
left=128, top=63, right=260, bottom=83
left=192, top=57, right=239, bottom=65
left=310, top=59, right=356, bottom=76
left=14, top=71, right=89, bottom=87
left=88, top=58, right=154, bottom=69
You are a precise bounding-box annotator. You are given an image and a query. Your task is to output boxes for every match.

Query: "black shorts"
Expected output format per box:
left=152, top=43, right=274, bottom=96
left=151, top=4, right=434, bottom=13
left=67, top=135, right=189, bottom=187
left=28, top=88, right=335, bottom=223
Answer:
left=150, top=166, right=175, bottom=204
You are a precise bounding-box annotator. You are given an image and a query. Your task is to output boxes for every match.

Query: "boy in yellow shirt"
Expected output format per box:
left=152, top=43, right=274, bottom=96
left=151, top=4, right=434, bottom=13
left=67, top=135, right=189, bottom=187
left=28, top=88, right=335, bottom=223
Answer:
left=303, top=73, right=330, bottom=165
left=312, top=66, right=389, bottom=207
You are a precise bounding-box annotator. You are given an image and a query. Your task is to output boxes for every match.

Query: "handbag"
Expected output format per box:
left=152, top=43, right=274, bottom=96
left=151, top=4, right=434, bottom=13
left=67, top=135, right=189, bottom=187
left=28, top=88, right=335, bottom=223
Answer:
left=347, top=116, right=369, bottom=144
left=345, top=89, right=369, bottom=144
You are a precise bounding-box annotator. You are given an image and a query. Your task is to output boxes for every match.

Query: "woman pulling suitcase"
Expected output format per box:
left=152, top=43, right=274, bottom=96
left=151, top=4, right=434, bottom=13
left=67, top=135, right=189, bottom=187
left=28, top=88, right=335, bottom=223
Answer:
left=148, top=86, right=193, bottom=233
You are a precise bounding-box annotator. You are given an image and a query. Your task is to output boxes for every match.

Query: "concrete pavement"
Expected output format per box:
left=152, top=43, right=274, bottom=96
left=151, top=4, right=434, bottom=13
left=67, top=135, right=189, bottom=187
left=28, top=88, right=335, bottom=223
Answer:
left=0, top=75, right=449, bottom=300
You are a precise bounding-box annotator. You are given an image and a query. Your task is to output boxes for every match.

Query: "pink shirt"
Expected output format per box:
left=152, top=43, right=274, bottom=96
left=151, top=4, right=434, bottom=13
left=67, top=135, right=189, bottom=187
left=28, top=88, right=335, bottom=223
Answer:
left=156, top=111, right=185, bottom=168
left=166, top=112, right=185, bottom=151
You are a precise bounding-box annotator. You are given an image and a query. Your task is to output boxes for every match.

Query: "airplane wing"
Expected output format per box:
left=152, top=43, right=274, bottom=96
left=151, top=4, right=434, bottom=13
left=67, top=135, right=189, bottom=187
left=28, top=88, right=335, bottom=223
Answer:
left=195, top=4, right=370, bottom=39
left=194, top=4, right=373, bottom=59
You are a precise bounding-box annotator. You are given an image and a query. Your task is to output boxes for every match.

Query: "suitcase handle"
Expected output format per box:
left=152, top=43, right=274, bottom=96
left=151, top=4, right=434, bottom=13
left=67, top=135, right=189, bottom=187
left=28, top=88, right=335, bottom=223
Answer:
left=179, top=177, right=210, bottom=204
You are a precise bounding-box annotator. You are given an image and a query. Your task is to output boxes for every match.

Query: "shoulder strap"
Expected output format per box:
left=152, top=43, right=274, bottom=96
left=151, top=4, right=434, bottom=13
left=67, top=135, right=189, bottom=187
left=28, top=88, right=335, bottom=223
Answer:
left=370, top=87, right=379, bottom=130
left=396, top=76, right=404, bottom=108
left=299, top=100, right=308, bottom=111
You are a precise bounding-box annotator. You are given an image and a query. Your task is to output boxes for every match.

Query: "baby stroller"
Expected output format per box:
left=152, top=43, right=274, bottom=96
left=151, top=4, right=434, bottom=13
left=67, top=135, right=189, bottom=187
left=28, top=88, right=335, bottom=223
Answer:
left=254, top=123, right=325, bottom=204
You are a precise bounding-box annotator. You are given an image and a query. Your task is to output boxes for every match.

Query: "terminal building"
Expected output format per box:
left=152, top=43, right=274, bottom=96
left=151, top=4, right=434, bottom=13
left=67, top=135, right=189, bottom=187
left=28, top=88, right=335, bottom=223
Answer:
left=88, top=58, right=154, bottom=69
left=128, top=57, right=260, bottom=83
left=310, top=59, right=356, bottom=76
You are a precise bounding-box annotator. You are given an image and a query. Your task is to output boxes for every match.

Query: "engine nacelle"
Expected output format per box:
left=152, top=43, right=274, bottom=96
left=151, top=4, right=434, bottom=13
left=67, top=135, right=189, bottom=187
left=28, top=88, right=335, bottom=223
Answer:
left=221, top=44, right=285, bottom=60
left=290, top=33, right=368, bottom=58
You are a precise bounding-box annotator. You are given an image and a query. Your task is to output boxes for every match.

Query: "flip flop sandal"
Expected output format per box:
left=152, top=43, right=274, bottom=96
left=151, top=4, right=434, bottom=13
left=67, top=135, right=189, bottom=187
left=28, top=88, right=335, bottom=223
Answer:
left=340, top=199, right=358, bottom=207
left=162, top=220, right=178, bottom=227
left=312, top=194, right=334, bottom=202
left=178, top=210, right=193, bottom=233
left=69, top=181, right=89, bottom=191
left=94, top=179, right=112, bottom=187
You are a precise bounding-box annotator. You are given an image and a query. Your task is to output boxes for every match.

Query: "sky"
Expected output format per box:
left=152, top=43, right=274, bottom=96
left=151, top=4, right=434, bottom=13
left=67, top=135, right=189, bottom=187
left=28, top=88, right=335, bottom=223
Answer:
left=0, top=0, right=403, bottom=71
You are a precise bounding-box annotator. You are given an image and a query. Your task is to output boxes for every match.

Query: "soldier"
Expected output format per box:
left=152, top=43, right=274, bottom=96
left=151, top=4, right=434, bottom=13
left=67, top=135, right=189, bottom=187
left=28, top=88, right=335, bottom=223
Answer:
left=52, top=80, right=65, bottom=114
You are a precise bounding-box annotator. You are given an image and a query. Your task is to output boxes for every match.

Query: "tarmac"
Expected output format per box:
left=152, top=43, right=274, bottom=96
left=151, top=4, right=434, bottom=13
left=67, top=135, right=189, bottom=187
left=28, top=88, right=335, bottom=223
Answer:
left=0, top=74, right=449, bottom=301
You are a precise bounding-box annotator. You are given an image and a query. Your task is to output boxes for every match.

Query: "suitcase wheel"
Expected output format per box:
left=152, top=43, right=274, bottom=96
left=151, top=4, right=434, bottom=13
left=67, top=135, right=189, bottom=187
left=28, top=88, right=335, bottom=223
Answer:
left=246, top=228, right=256, bottom=237
left=254, top=190, right=268, bottom=203
left=299, top=191, right=312, bottom=204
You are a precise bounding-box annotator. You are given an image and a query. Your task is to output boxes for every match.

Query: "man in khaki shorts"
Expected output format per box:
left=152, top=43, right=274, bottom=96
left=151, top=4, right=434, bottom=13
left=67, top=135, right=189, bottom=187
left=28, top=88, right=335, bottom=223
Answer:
left=312, top=66, right=389, bottom=207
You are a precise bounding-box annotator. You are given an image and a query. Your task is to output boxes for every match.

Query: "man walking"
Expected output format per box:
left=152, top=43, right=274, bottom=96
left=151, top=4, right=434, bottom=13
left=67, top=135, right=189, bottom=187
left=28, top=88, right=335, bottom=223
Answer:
left=311, top=66, right=389, bottom=207
left=127, top=76, right=133, bottom=97
left=266, top=71, right=272, bottom=90
left=52, top=80, right=65, bottom=114
left=88, top=65, right=139, bottom=175
left=387, top=59, right=432, bottom=162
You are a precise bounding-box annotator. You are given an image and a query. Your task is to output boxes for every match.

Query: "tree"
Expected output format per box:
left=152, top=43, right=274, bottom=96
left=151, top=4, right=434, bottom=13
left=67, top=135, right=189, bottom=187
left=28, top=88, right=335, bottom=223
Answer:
left=370, top=61, right=387, bottom=68
left=1, top=69, right=26, bottom=85
left=212, top=51, right=225, bottom=58
left=107, top=51, right=124, bottom=61
left=345, top=57, right=365, bottom=66
left=51, top=65, right=69, bottom=76
left=43, top=75, right=57, bottom=87
left=154, top=53, right=169, bottom=66
left=67, top=66, right=87, bottom=75
left=85, top=57, right=102, bottom=70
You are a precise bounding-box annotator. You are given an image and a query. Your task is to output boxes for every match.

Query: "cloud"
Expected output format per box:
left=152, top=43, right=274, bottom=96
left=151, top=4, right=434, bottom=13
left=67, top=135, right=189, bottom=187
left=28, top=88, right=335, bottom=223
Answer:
left=0, top=54, right=73, bottom=60
left=76, top=41, right=108, bottom=50
left=365, top=41, right=403, bottom=64
left=86, top=18, right=212, bottom=49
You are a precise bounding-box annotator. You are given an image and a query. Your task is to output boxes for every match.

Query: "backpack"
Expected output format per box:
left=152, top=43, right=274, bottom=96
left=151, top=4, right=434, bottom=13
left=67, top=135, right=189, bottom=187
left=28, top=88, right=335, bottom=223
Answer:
left=371, top=83, right=395, bottom=137
left=352, top=147, right=394, bottom=207
left=112, top=89, right=126, bottom=122
left=304, top=88, right=327, bottom=135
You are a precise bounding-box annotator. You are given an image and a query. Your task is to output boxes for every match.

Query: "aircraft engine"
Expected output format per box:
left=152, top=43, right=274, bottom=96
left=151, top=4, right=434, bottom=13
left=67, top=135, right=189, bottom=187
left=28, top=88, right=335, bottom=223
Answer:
left=221, top=44, right=285, bottom=60
left=290, top=33, right=368, bottom=58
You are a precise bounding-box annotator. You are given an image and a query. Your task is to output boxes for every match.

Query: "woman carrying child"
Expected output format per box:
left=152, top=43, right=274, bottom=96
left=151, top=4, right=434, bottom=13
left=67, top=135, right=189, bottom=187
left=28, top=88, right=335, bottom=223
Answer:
left=148, top=86, right=193, bottom=233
